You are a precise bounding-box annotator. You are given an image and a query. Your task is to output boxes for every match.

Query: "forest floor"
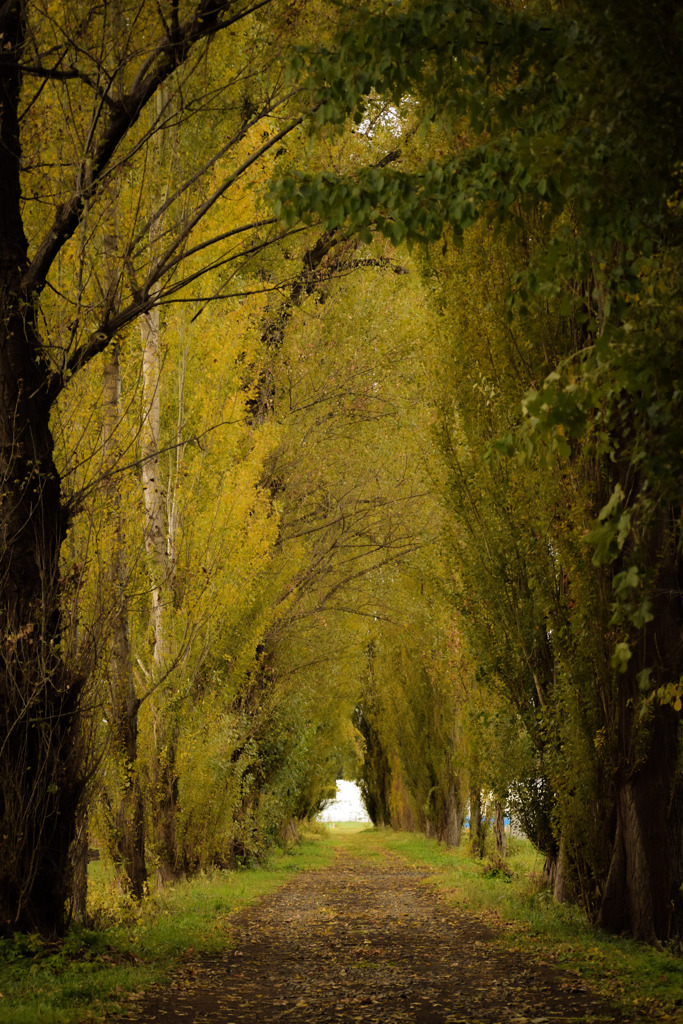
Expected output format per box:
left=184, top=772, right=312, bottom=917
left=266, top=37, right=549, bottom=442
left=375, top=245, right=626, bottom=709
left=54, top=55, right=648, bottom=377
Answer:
left=106, top=830, right=630, bottom=1024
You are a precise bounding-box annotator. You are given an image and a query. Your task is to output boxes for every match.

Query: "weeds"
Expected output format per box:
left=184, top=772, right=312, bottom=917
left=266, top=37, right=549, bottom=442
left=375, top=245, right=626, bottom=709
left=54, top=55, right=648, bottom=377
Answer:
left=482, top=853, right=514, bottom=881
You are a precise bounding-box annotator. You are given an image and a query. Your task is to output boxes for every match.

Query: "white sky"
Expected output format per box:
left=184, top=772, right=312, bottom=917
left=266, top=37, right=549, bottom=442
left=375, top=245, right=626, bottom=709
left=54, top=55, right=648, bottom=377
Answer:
left=317, top=779, right=371, bottom=823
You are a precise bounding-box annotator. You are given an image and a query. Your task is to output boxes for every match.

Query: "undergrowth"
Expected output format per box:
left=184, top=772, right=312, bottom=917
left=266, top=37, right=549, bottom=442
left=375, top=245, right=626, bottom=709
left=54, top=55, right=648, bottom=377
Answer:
left=0, top=825, right=332, bottom=1024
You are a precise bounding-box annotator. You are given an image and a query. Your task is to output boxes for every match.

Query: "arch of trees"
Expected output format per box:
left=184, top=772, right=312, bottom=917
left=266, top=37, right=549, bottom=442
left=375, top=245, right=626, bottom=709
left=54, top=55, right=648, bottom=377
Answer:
left=1, top=0, right=681, bottom=947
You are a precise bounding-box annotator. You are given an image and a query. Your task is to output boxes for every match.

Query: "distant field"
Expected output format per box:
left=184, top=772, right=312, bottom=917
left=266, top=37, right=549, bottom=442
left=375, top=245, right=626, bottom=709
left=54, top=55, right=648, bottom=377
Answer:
left=323, top=821, right=373, bottom=833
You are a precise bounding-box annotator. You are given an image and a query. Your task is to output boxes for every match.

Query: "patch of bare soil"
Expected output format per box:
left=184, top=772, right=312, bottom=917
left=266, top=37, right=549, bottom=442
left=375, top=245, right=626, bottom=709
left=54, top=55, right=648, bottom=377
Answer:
left=109, top=850, right=627, bottom=1023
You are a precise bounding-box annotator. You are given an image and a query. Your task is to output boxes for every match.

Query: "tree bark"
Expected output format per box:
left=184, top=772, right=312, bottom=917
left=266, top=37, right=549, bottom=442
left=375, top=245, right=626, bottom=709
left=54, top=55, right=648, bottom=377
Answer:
left=443, top=778, right=463, bottom=847
left=0, top=300, right=81, bottom=938
left=469, top=788, right=485, bottom=858
left=138, top=102, right=185, bottom=886
left=493, top=799, right=506, bottom=858
left=69, top=807, right=89, bottom=926
left=101, top=214, right=148, bottom=899
left=154, top=755, right=184, bottom=888
left=140, top=299, right=185, bottom=887
left=141, top=300, right=168, bottom=664
left=597, top=705, right=683, bottom=943
left=0, top=1, right=83, bottom=936
left=596, top=515, right=683, bottom=943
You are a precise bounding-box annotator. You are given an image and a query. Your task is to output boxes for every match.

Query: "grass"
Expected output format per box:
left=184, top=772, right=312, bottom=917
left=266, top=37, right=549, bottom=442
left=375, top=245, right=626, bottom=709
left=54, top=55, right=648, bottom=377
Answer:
left=0, top=827, right=332, bottom=1024
left=2, top=823, right=682, bottom=1023
left=346, top=826, right=683, bottom=1023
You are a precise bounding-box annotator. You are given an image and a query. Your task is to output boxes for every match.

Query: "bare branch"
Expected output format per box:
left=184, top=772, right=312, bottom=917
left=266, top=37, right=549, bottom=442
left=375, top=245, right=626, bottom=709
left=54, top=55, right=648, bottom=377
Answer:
left=17, top=62, right=118, bottom=110
left=21, top=0, right=280, bottom=296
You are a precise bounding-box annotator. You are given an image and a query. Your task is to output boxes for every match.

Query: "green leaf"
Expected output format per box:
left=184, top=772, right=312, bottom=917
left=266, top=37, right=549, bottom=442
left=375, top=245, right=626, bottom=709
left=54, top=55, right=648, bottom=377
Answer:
left=611, top=642, right=632, bottom=674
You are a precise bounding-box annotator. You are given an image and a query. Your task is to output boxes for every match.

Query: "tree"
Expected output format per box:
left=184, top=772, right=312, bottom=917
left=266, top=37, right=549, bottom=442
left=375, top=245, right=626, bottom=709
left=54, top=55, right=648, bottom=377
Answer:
left=275, top=0, right=683, bottom=942
left=0, top=0, right=336, bottom=937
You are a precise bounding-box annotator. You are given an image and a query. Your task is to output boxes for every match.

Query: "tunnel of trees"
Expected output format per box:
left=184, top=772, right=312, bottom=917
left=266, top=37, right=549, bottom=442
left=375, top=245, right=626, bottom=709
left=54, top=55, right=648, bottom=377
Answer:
left=0, top=0, right=681, bottom=946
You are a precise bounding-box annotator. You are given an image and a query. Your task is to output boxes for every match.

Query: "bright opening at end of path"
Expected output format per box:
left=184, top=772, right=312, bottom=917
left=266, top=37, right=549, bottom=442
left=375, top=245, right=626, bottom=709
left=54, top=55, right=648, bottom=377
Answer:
left=317, top=779, right=371, bottom=823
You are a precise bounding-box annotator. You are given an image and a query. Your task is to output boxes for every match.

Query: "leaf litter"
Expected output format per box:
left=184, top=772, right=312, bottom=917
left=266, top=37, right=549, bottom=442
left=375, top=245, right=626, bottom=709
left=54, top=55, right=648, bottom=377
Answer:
left=107, top=849, right=629, bottom=1024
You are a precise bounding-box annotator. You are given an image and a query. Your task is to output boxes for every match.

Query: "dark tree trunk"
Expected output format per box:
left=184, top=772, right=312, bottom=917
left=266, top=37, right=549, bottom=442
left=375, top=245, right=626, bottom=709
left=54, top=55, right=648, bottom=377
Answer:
left=103, top=340, right=147, bottom=900
left=109, top=648, right=146, bottom=898
left=596, top=517, right=683, bottom=944
left=113, top=695, right=146, bottom=899
left=493, top=800, right=506, bottom=858
left=153, top=736, right=183, bottom=887
left=0, top=268, right=83, bottom=939
left=469, top=788, right=485, bottom=858
left=0, top=2, right=83, bottom=936
left=69, top=806, right=89, bottom=925
left=442, top=778, right=463, bottom=847
left=597, top=705, right=683, bottom=943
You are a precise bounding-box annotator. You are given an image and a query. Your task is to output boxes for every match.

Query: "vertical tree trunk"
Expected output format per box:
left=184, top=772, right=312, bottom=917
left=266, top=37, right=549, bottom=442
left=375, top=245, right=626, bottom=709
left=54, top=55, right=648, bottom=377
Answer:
left=101, top=224, right=147, bottom=900
left=553, top=836, right=566, bottom=903
left=140, top=86, right=172, bottom=667
left=596, top=521, right=683, bottom=943
left=597, top=705, right=683, bottom=943
left=70, top=808, right=89, bottom=925
left=493, top=799, right=506, bottom=858
left=138, top=93, right=183, bottom=886
left=140, top=305, right=184, bottom=885
left=469, top=788, right=485, bottom=858
left=0, top=325, right=82, bottom=935
left=443, top=778, right=463, bottom=847
left=0, top=2, right=82, bottom=936
left=112, top=703, right=146, bottom=898
left=140, top=300, right=167, bottom=663
left=103, top=344, right=146, bottom=896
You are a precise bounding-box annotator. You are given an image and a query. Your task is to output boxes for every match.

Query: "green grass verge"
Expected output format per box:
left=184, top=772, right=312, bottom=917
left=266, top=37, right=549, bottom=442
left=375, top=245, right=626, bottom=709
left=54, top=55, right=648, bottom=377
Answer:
left=3, top=824, right=682, bottom=1024
left=0, top=828, right=332, bottom=1024
left=347, top=826, right=683, bottom=1023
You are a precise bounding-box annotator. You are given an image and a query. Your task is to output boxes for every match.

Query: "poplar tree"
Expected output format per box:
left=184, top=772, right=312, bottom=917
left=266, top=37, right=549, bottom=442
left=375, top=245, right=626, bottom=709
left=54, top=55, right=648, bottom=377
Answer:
left=275, top=0, right=683, bottom=943
left=0, top=0, right=313, bottom=937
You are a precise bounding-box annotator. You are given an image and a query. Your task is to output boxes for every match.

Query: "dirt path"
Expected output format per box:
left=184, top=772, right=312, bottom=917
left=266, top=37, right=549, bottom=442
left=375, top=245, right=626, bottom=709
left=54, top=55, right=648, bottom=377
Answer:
left=110, top=848, right=626, bottom=1024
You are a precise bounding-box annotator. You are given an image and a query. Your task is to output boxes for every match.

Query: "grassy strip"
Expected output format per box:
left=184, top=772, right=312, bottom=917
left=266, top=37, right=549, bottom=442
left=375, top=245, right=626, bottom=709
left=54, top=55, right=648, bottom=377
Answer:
left=0, top=828, right=332, bottom=1024
left=348, top=826, right=683, bottom=1023
left=5, top=823, right=681, bottom=1023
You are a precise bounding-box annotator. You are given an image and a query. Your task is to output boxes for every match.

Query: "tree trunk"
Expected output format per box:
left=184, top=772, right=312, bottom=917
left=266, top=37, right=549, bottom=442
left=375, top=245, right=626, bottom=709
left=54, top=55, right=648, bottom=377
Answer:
left=101, top=253, right=147, bottom=899
left=596, top=516, right=683, bottom=944
left=113, top=707, right=146, bottom=898
left=553, top=836, right=566, bottom=903
left=154, top=754, right=184, bottom=888
left=469, top=788, right=485, bottom=858
left=493, top=799, right=506, bottom=858
left=138, top=124, right=184, bottom=883
left=107, top=581, right=146, bottom=899
left=597, top=705, right=683, bottom=943
left=140, top=303, right=183, bottom=885
left=69, top=807, right=89, bottom=926
left=0, top=4, right=83, bottom=935
left=140, top=86, right=172, bottom=667
left=0, top=318, right=81, bottom=935
left=141, top=302, right=168, bottom=662
left=443, top=778, right=463, bottom=847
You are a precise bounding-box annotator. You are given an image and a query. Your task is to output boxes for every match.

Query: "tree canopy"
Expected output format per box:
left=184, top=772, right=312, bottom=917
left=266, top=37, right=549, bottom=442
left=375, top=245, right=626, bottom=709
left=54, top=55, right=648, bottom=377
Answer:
left=0, top=0, right=681, bottom=948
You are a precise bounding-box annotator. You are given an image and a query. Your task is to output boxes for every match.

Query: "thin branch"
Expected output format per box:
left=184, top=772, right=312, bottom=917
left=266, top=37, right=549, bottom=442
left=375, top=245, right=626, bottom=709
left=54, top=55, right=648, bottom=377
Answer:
left=17, top=62, right=118, bottom=110
left=66, top=417, right=243, bottom=504
left=141, top=113, right=306, bottom=291
left=21, top=0, right=280, bottom=296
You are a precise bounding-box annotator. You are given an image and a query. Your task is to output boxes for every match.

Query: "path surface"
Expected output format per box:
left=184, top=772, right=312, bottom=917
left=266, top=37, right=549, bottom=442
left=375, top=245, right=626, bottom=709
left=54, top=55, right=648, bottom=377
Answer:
left=111, top=849, right=626, bottom=1023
